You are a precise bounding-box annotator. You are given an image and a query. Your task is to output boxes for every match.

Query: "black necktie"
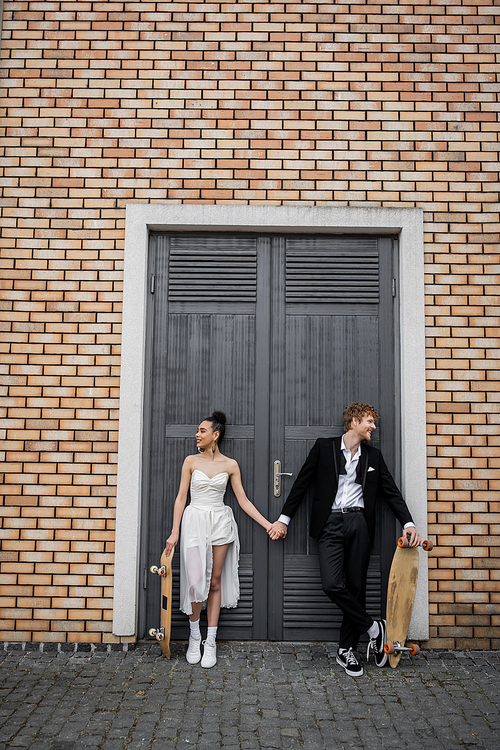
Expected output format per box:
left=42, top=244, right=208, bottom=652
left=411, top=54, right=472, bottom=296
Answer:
left=340, top=449, right=363, bottom=486
left=339, top=450, right=347, bottom=475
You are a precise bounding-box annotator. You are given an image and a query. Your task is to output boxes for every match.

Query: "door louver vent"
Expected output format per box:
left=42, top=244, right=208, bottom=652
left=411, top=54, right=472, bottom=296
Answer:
left=286, top=239, right=379, bottom=303
left=168, top=236, right=257, bottom=303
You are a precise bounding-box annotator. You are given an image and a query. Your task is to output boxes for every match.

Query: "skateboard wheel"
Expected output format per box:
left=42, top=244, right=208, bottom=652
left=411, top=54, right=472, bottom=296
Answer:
left=422, top=540, right=433, bottom=551
left=409, top=643, right=420, bottom=656
left=149, top=628, right=157, bottom=637
left=150, top=565, right=158, bottom=574
left=156, top=632, right=164, bottom=642
left=384, top=642, right=395, bottom=654
left=398, top=536, right=409, bottom=548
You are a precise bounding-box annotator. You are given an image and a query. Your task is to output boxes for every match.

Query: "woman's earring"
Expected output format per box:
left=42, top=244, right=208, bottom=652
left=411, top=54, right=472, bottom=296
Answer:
left=212, top=441, right=216, bottom=453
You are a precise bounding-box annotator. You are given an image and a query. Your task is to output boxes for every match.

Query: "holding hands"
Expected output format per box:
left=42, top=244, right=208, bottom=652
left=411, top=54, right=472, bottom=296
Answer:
left=267, top=521, right=288, bottom=540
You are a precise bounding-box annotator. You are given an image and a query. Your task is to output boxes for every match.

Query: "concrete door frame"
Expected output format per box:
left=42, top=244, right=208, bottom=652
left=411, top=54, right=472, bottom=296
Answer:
left=113, top=204, right=428, bottom=641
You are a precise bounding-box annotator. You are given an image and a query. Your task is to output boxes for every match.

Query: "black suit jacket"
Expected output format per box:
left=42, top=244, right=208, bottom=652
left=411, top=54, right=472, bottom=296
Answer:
left=280, top=436, right=414, bottom=544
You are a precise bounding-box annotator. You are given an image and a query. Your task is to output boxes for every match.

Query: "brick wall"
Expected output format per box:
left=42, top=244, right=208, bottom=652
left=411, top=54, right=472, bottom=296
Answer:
left=0, top=1, right=499, bottom=646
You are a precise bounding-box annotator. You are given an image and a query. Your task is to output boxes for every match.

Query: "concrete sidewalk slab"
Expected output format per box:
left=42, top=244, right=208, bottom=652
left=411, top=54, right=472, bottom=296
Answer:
left=0, top=643, right=499, bottom=750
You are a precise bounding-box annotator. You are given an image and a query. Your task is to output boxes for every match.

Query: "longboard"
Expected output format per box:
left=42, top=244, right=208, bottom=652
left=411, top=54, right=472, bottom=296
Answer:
left=149, top=548, right=174, bottom=658
left=384, top=535, right=433, bottom=668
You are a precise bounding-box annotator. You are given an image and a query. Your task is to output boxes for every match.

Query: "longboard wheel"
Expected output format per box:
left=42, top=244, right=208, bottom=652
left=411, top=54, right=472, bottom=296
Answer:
left=409, top=643, right=420, bottom=656
left=398, top=536, right=409, bottom=548
left=384, top=642, right=395, bottom=654
left=150, top=565, right=158, bottom=573
left=422, top=540, right=433, bottom=551
left=156, top=632, right=164, bottom=641
left=149, top=628, right=157, bottom=637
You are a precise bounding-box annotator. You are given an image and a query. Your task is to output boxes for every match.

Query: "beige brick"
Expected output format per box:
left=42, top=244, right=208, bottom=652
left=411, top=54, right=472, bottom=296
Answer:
left=0, top=0, right=498, bottom=649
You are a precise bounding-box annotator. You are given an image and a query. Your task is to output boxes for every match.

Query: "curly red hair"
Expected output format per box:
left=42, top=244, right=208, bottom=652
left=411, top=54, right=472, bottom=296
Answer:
left=343, top=402, right=379, bottom=432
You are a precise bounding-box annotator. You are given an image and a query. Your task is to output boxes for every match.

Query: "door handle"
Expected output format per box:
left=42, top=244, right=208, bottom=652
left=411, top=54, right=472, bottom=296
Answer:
left=273, top=460, right=293, bottom=497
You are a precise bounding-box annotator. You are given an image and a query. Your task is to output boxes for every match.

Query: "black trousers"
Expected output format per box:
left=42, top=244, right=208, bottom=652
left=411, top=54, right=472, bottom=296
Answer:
left=317, top=510, right=374, bottom=650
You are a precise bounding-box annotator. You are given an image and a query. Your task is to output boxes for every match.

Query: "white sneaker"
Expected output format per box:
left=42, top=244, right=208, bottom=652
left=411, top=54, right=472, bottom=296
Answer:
left=201, top=639, right=217, bottom=668
left=186, top=635, right=202, bottom=664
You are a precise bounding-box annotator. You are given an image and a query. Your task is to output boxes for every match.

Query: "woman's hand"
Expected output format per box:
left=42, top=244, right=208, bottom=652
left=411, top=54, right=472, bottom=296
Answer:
left=165, top=531, right=178, bottom=557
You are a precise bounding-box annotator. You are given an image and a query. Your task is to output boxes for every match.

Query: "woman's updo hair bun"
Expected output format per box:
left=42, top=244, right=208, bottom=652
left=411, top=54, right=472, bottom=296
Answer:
left=205, top=411, right=226, bottom=444
left=212, top=410, right=226, bottom=426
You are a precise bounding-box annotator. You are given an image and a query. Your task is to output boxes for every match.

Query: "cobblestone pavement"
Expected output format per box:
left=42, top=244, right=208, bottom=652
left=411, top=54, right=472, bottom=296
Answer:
left=0, top=643, right=499, bottom=750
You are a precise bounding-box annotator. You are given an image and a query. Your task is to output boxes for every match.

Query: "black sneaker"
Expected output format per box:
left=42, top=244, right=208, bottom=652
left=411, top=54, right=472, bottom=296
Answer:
left=336, top=648, right=363, bottom=677
left=366, top=619, right=388, bottom=667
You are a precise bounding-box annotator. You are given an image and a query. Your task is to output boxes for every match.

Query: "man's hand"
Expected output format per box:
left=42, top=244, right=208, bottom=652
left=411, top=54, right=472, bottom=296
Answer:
left=268, top=521, right=288, bottom=540
left=404, top=526, right=422, bottom=547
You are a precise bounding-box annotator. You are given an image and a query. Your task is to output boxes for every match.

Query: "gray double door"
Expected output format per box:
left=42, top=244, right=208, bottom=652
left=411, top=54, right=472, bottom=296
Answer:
left=141, top=232, right=399, bottom=641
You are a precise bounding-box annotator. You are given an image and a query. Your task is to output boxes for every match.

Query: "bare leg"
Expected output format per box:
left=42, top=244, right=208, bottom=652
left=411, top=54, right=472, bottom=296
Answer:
left=190, top=601, right=202, bottom=622
left=185, top=553, right=203, bottom=664
left=185, top=546, right=204, bottom=622
left=206, top=543, right=230, bottom=627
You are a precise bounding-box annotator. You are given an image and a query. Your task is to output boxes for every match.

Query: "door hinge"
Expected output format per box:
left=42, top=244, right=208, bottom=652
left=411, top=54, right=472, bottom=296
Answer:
left=150, top=274, right=155, bottom=294
left=392, top=278, right=397, bottom=297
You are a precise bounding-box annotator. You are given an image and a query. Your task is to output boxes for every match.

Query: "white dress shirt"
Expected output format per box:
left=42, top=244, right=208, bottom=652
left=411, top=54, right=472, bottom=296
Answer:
left=332, top=437, right=364, bottom=510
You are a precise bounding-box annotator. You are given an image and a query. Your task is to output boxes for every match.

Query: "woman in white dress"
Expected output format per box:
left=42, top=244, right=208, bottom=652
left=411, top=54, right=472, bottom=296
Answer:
left=165, top=411, right=282, bottom=668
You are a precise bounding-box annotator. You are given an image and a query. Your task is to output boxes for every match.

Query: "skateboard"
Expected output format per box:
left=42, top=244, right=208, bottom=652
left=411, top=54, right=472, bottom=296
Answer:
left=149, top=547, right=174, bottom=658
left=384, top=533, right=433, bottom=668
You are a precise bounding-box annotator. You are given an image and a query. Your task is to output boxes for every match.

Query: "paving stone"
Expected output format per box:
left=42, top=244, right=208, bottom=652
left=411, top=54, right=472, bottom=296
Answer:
left=0, top=646, right=498, bottom=748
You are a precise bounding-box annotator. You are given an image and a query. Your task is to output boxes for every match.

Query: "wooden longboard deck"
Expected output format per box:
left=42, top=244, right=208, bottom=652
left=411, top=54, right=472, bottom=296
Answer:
left=159, top=549, right=173, bottom=658
left=149, top=548, right=173, bottom=659
left=385, top=544, right=419, bottom=668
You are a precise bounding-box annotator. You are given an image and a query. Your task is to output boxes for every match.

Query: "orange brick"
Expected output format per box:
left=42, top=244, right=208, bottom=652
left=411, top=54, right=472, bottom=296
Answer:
left=0, top=0, right=498, bottom=649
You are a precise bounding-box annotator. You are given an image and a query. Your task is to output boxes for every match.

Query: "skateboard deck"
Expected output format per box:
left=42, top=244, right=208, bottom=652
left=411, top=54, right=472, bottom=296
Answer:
left=149, top=548, right=174, bottom=658
left=385, top=535, right=433, bottom=668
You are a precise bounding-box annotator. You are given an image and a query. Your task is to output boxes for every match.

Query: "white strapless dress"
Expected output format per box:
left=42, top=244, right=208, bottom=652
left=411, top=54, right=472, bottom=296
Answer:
left=179, top=469, right=240, bottom=615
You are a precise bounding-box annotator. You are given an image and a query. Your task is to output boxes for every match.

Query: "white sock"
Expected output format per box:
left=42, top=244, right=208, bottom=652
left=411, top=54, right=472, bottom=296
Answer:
left=189, top=618, right=201, bottom=639
left=206, top=626, right=217, bottom=645
left=367, top=621, right=379, bottom=639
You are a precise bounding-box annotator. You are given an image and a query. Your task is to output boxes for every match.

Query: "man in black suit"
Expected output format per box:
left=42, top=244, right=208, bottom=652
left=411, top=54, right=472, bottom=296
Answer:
left=269, top=402, right=421, bottom=677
